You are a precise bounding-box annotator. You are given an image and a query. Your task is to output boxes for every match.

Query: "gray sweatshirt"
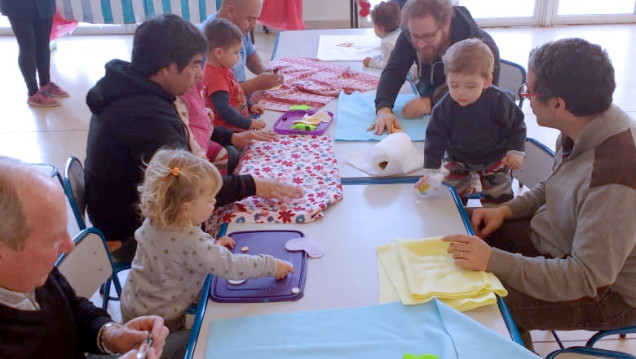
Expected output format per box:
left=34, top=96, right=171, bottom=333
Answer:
left=487, top=105, right=636, bottom=307
left=121, top=219, right=277, bottom=321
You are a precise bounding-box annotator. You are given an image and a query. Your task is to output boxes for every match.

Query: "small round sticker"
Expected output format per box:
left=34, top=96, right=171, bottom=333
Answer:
left=228, top=279, right=246, bottom=285
left=240, top=246, right=249, bottom=252
left=291, top=287, right=300, bottom=294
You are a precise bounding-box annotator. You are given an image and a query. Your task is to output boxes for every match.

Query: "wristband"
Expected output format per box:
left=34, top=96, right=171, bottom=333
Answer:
left=97, top=322, right=123, bottom=354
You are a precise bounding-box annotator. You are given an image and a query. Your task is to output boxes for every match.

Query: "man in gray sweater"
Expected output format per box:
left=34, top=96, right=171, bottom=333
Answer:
left=442, top=38, right=636, bottom=349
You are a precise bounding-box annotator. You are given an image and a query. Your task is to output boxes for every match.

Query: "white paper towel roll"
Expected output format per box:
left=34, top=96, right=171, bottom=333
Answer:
left=345, top=132, right=423, bottom=176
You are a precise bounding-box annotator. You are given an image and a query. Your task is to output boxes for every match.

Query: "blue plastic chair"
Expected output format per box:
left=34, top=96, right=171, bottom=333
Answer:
left=512, top=137, right=555, bottom=190
left=30, top=162, right=64, bottom=187
left=499, top=59, right=527, bottom=108
left=55, top=227, right=129, bottom=310
left=547, top=346, right=635, bottom=359
left=63, top=156, right=88, bottom=230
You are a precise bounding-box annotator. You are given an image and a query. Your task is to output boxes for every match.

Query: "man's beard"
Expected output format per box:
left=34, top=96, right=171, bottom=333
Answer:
left=417, top=43, right=442, bottom=64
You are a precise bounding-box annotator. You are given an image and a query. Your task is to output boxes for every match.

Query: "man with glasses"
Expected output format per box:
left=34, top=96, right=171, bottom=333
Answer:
left=442, top=38, right=636, bottom=350
left=369, top=0, right=499, bottom=135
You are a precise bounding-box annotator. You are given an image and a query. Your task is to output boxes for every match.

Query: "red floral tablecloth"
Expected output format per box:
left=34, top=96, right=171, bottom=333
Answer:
left=206, top=135, right=343, bottom=233
left=250, top=57, right=379, bottom=112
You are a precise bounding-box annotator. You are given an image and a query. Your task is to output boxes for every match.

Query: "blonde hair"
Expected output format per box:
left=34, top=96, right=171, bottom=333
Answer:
left=442, top=38, right=494, bottom=79
left=138, top=149, right=222, bottom=228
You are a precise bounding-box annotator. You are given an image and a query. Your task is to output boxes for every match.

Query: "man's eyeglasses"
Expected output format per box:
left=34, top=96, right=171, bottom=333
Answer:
left=519, top=83, right=541, bottom=99
left=410, top=24, right=443, bottom=43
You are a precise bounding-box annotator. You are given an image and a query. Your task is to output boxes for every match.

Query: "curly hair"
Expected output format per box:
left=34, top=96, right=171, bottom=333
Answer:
left=442, top=38, right=494, bottom=79
left=401, top=0, right=453, bottom=27
left=371, top=2, right=401, bottom=33
left=138, top=149, right=222, bottom=229
left=528, top=38, right=615, bottom=116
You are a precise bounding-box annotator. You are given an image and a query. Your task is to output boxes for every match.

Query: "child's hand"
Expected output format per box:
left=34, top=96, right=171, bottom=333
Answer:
left=501, top=153, right=522, bottom=170
left=215, top=236, right=236, bottom=249
left=274, top=259, right=294, bottom=280
left=206, top=108, right=214, bottom=123
left=249, top=119, right=266, bottom=130
left=362, top=57, right=371, bottom=67
left=249, top=104, right=264, bottom=115
left=415, top=176, right=430, bottom=192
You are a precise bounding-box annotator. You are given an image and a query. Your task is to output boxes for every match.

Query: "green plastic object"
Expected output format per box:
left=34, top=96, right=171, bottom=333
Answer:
left=290, top=122, right=317, bottom=131
left=402, top=354, right=440, bottom=359
left=289, top=104, right=311, bottom=110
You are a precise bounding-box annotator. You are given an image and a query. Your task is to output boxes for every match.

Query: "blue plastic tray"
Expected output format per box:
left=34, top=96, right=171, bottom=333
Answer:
left=210, top=230, right=308, bottom=303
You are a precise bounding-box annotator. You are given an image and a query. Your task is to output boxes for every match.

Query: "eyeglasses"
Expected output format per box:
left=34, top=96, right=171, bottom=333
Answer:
left=519, top=83, right=541, bottom=99
left=410, top=24, right=444, bottom=43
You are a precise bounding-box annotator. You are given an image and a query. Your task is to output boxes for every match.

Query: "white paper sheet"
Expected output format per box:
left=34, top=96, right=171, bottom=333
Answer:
left=316, top=35, right=381, bottom=61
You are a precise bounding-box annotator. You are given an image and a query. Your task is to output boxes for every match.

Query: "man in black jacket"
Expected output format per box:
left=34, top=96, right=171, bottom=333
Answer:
left=369, top=0, right=500, bottom=135
left=0, top=156, right=171, bottom=358
left=85, top=14, right=301, bottom=262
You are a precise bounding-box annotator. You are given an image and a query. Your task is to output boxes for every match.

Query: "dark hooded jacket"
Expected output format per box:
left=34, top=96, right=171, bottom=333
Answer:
left=85, top=59, right=254, bottom=240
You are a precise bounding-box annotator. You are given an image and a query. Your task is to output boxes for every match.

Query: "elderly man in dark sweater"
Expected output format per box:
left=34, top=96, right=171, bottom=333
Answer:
left=0, top=156, right=172, bottom=358
left=369, top=0, right=499, bottom=135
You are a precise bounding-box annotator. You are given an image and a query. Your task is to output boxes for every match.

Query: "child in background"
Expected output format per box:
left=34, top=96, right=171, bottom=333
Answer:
left=362, top=1, right=401, bottom=70
left=175, top=81, right=233, bottom=175
left=121, top=149, right=294, bottom=332
left=202, top=18, right=266, bottom=132
left=416, top=38, right=526, bottom=205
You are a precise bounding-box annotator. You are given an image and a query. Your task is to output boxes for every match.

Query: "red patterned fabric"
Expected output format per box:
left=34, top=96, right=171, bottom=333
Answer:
left=250, top=57, right=380, bottom=112
left=205, top=135, right=343, bottom=233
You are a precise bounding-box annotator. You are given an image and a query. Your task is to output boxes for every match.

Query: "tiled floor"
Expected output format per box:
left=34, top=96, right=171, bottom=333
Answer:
left=1, top=24, right=635, bottom=357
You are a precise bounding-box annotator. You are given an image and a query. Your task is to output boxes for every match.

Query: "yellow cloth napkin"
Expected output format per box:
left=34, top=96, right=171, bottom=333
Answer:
left=377, top=237, right=507, bottom=312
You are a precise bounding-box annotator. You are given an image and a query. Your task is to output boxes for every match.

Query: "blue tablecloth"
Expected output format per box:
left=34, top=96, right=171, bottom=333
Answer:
left=335, top=91, right=430, bottom=141
left=205, top=300, right=540, bottom=359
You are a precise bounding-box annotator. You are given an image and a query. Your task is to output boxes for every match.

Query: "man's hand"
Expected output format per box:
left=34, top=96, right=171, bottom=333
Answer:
left=442, top=235, right=492, bottom=271
left=471, top=206, right=512, bottom=239
left=102, top=316, right=168, bottom=357
left=501, top=153, right=523, bottom=170
left=367, top=107, right=401, bottom=135
left=256, top=71, right=284, bottom=90
left=254, top=178, right=303, bottom=200
left=230, top=130, right=277, bottom=149
left=401, top=97, right=432, bottom=118
left=362, top=57, right=372, bottom=67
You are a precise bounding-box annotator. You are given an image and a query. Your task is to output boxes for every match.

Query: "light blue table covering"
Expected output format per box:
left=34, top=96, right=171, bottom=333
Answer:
left=205, top=299, right=539, bottom=359
left=335, top=91, right=430, bottom=141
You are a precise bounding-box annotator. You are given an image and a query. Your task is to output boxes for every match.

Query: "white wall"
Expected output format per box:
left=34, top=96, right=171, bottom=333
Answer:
left=302, top=0, right=351, bottom=28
